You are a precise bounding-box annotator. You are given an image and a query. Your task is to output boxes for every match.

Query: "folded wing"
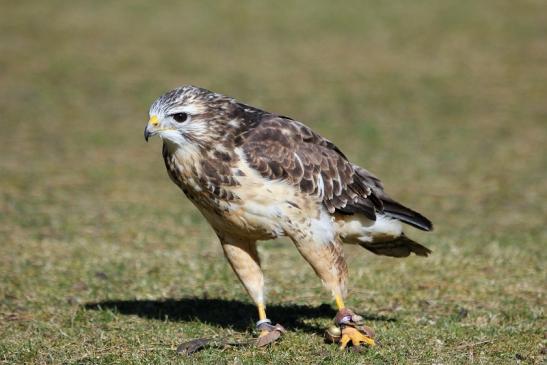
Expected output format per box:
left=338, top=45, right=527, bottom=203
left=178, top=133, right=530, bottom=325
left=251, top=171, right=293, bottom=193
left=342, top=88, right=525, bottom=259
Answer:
left=239, top=114, right=381, bottom=220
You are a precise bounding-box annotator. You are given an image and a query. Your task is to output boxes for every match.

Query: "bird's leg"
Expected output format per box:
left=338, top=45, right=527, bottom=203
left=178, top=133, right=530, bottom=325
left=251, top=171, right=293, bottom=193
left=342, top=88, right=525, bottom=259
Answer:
left=288, top=224, right=376, bottom=349
left=255, top=302, right=286, bottom=346
left=335, top=294, right=346, bottom=310
left=258, top=303, right=267, bottom=321
left=288, top=232, right=349, bottom=305
left=218, top=234, right=264, bottom=307
left=257, top=303, right=269, bottom=337
left=218, top=234, right=284, bottom=347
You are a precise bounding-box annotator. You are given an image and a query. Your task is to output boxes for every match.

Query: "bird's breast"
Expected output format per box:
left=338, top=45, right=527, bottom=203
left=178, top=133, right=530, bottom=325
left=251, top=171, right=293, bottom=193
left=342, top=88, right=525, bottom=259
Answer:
left=163, top=145, right=325, bottom=240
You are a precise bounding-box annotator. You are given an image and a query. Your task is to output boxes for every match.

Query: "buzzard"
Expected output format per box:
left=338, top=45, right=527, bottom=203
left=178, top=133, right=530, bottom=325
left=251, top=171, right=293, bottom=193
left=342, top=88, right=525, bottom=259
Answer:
left=144, top=85, right=432, bottom=349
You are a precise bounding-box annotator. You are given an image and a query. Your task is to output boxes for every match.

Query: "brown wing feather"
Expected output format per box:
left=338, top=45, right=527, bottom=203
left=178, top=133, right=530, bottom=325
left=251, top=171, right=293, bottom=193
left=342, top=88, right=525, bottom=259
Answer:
left=240, top=115, right=381, bottom=219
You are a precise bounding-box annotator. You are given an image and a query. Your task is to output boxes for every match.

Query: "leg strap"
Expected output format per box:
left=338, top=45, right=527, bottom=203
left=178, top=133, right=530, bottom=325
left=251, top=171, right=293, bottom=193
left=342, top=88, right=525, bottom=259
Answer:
left=256, top=318, right=272, bottom=330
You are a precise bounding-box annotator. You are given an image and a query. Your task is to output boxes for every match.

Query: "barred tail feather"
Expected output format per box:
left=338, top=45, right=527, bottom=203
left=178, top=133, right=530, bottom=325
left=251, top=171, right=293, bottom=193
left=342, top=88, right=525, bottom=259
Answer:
left=359, top=234, right=432, bottom=258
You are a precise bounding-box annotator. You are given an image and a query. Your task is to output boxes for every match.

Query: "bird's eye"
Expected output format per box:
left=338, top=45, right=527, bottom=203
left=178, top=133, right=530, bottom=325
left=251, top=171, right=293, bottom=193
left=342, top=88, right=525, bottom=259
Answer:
left=172, top=112, right=188, bottom=123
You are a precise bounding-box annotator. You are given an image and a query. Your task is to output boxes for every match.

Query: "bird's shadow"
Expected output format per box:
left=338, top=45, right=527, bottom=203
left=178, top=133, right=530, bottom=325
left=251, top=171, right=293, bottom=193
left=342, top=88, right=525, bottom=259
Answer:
left=84, top=297, right=396, bottom=334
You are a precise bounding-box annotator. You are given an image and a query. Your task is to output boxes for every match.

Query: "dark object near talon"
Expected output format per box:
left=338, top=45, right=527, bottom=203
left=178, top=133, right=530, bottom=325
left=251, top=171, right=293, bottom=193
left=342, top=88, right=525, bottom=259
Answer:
left=177, top=337, right=255, bottom=355
left=177, top=338, right=213, bottom=355
left=176, top=320, right=286, bottom=354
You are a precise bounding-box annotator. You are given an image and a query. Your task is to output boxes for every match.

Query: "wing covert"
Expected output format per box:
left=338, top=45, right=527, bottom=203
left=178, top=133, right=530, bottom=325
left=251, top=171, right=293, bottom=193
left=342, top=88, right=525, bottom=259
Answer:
left=240, top=115, right=382, bottom=219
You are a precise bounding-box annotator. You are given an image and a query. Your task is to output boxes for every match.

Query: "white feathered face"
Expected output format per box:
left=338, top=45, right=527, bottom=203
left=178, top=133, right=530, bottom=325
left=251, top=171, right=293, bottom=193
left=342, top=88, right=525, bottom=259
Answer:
left=144, top=85, right=233, bottom=148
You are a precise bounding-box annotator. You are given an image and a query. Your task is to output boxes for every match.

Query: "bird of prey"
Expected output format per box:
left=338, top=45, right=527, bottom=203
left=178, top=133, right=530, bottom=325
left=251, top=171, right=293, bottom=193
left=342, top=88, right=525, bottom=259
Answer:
left=144, top=85, right=433, bottom=349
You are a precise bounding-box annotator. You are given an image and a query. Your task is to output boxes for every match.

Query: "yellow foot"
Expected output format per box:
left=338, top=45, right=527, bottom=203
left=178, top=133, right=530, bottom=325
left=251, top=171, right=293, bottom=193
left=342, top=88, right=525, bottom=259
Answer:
left=339, top=326, right=376, bottom=350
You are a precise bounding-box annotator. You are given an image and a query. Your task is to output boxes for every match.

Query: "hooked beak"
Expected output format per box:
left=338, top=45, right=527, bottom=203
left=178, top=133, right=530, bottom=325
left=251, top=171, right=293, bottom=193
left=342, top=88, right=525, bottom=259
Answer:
left=144, top=115, right=159, bottom=142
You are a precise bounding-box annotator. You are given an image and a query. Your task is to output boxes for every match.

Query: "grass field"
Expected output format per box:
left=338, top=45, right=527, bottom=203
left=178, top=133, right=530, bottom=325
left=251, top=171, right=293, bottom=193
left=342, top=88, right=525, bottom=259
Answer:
left=1, top=1, right=546, bottom=364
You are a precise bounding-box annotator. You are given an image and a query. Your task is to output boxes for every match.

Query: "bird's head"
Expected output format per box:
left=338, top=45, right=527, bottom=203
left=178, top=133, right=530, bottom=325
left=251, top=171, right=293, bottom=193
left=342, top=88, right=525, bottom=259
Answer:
left=144, top=85, right=235, bottom=148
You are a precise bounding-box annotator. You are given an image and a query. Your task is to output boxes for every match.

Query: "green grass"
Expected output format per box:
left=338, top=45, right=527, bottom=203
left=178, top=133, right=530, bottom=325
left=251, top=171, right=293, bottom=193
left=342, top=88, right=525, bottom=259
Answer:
left=1, top=0, right=546, bottom=363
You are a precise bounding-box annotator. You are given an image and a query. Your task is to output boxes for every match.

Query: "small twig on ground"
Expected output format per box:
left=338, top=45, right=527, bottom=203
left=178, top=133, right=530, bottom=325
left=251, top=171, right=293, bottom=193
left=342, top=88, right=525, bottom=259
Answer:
left=456, top=340, right=492, bottom=350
